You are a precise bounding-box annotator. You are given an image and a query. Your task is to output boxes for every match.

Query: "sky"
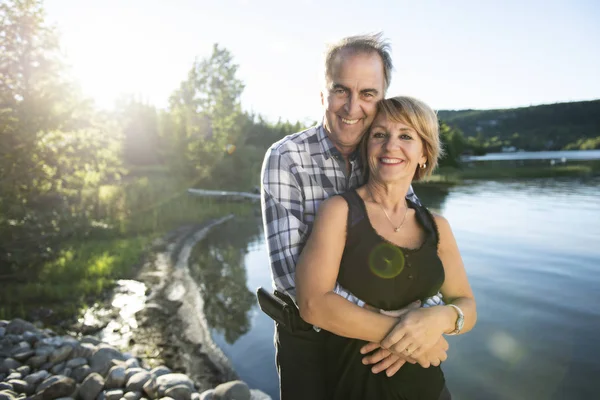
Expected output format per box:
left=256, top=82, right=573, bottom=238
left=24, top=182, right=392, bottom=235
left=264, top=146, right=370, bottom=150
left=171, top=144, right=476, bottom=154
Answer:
left=44, top=0, right=600, bottom=123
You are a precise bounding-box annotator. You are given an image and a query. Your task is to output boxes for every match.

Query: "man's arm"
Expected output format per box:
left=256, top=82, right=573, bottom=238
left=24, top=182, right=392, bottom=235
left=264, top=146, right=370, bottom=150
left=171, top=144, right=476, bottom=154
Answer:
left=261, top=147, right=308, bottom=296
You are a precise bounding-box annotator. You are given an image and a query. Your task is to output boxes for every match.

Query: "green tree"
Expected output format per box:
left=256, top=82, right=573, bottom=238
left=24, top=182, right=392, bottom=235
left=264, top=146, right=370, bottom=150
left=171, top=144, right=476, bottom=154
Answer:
left=0, top=0, right=121, bottom=276
left=165, top=44, right=245, bottom=181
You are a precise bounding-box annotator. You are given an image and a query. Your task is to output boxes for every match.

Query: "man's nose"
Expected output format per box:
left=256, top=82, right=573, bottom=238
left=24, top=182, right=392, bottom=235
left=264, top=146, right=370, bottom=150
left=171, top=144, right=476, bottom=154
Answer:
left=343, top=93, right=361, bottom=115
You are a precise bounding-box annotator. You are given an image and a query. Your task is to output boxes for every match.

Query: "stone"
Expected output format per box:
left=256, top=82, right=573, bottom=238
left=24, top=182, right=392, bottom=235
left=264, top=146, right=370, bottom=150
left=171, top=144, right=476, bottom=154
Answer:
left=1, top=358, right=21, bottom=373
left=105, top=389, right=124, bottom=400
left=0, top=328, right=6, bottom=338
left=36, top=375, right=76, bottom=400
left=35, top=347, right=54, bottom=357
left=6, top=380, right=30, bottom=395
left=156, top=374, right=194, bottom=397
left=79, top=373, right=104, bottom=400
left=141, top=377, right=157, bottom=399
left=39, top=337, right=64, bottom=348
left=71, top=343, right=96, bottom=361
left=122, top=391, right=142, bottom=400
left=124, top=368, right=144, bottom=382
left=71, top=365, right=92, bottom=383
left=22, top=332, right=39, bottom=345
left=24, top=370, right=50, bottom=389
left=89, top=347, right=124, bottom=377
left=62, top=367, right=72, bottom=378
left=49, top=346, right=73, bottom=365
left=15, top=366, right=30, bottom=376
left=11, top=350, right=33, bottom=363
left=0, top=383, right=13, bottom=392
left=125, top=371, right=151, bottom=393
left=0, top=389, right=18, bottom=400
left=39, top=362, right=53, bottom=372
left=164, top=385, right=192, bottom=400
left=105, top=366, right=126, bottom=390
left=5, top=320, right=37, bottom=335
left=66, top=357, right=87, bottom=369
left=124, top=359, right=140, bottom=369
left=249, top=390, right=271, bottom=400
left=198, top=390, right=214, bottom=400
left=212, top=381, right=250, bottom=400
left=150, top=366, right=171, bottom=378
left=51, top=362, right=66, bottom=375
left=14, top=341, right=31, bottom=351
left=191, top=392, right=201, bottom=400
left=80, top=337, right=101, bottom=346
left=27, top=354, right=48, bottom=369
left=97, top=390, right=106, bottom=400
left=6, top=373, right=21, bottom=381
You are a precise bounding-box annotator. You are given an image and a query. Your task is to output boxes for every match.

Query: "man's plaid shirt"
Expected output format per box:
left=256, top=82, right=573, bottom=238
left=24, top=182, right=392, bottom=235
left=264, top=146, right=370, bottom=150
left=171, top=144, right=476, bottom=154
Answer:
left=260, top=123, right=419, bottom=303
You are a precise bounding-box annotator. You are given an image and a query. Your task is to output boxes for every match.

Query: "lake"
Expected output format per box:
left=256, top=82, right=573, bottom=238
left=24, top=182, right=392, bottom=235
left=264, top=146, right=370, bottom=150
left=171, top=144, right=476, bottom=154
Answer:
left=187, top=176, right=600, bottom=400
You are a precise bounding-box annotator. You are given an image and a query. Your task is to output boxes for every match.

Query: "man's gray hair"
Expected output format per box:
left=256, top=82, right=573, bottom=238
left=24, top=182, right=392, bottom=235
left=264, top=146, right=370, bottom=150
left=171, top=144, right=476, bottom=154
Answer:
left=324, top=32, right=393, bottom=91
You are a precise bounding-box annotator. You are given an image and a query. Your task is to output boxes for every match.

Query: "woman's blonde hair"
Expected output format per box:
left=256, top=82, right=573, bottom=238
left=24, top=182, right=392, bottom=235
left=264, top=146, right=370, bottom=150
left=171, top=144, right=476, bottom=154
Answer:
left=361, top=96, right=444, bottom=181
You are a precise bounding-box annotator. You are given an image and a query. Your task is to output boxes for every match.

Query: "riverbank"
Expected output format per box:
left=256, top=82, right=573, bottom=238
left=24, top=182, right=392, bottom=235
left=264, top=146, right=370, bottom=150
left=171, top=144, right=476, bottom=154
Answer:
left=0, top=218, right=271, bottom=399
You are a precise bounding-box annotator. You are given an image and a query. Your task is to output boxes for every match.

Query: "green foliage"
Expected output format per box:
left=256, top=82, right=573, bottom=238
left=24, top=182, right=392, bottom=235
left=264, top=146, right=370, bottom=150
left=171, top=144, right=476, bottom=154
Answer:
left=165, top=44, right=245, bottom=180
left=0, top=0, right=123, bottom=276
left=438, top=100, right=600, bottom=151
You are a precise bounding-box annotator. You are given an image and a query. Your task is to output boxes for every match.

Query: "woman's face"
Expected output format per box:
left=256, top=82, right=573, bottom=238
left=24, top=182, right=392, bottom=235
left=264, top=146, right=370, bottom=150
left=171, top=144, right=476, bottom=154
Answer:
left=367, top=112, right=426, bottom=184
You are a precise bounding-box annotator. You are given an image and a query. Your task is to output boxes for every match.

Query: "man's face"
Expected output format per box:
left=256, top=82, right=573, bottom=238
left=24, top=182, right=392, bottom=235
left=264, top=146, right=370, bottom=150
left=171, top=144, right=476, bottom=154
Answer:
left=321, top=50, right=386, bottom=156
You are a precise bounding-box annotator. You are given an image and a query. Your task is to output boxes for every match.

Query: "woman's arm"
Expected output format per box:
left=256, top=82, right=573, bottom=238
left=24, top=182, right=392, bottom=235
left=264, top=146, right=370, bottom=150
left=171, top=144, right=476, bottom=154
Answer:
left=295, top=196, right=399, bottom=342
left=379, top=213, right=477, bottom=358
left=435, top=213, right=477, bottom=334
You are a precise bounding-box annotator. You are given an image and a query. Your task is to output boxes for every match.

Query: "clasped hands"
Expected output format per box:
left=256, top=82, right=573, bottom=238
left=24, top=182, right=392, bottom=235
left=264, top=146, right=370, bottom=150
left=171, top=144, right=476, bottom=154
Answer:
left=361, top=301, right=449, bottom=377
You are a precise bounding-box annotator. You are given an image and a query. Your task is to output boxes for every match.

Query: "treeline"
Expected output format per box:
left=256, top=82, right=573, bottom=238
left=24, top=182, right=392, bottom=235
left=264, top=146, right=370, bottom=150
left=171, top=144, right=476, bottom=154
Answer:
left=438, top=100, right=600, bottom=152
left=0, top=0, right=302, bottom=279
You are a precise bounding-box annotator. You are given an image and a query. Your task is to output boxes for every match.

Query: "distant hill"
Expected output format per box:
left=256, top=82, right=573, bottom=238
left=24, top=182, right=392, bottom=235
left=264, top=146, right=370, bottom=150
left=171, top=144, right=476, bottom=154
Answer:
left=438, top=99, right=600, bottom=151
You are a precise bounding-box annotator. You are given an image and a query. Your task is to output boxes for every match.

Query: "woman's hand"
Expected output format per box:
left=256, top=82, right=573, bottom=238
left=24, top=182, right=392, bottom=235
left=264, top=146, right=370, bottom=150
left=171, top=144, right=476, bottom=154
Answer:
left=380, top=305, right=455, bottom=359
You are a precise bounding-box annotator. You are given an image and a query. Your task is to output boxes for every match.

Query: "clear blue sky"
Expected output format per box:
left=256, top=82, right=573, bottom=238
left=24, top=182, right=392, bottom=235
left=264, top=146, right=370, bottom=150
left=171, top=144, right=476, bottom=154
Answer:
left=45, top=0, right=600, bottom=122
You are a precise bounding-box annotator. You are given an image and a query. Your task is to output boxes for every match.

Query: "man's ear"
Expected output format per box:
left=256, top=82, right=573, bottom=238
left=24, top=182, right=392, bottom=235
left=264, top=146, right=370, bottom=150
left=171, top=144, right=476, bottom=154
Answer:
left=320, top=91, right=325, bottom=106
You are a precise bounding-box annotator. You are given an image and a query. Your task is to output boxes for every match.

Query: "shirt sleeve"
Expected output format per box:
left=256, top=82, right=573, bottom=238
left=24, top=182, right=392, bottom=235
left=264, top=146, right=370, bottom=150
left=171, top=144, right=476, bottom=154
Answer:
left=261, top=146, right=308, bottom=297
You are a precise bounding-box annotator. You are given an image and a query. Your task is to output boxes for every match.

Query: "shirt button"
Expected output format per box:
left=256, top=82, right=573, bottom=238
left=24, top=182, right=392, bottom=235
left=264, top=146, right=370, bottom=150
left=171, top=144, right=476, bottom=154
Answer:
left=408, top=275, right=414, bottom=280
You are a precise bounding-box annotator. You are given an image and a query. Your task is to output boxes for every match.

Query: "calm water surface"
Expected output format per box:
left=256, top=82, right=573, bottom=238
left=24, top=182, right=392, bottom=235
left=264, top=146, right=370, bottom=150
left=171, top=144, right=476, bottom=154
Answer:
left=189, top=177, right=600, bottom=400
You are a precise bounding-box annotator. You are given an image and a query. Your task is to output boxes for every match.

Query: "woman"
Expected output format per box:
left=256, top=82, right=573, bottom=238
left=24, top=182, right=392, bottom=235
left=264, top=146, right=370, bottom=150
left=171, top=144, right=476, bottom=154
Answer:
left=295, top=96, right=476, bottom=399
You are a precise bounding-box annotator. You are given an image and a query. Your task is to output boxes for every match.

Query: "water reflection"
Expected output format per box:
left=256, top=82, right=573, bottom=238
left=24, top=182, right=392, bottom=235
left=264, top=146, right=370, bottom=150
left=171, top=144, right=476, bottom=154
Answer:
left=187, top=217, right=262, bottom=344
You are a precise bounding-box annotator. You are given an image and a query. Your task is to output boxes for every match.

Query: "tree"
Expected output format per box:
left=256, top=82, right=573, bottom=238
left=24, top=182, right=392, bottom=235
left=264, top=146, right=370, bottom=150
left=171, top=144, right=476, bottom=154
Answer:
left=165, top=44, right=245, bottom=181
left=0, top=0, right=121, bottom=276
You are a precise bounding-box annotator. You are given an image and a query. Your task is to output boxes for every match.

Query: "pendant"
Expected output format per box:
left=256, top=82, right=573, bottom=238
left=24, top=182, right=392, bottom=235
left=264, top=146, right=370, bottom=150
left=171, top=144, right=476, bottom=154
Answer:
left=394, top=228, right=400, bottom=232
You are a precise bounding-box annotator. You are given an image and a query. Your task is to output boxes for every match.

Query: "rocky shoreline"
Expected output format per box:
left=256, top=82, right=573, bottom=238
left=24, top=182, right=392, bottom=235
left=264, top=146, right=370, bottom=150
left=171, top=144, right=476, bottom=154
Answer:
left=0, top=218, right=271, bottom=400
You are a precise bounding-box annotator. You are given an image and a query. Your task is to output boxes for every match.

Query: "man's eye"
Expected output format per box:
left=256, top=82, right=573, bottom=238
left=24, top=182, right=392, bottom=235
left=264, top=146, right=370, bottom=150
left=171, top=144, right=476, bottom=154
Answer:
left=334, top=88, right=346, bottom=95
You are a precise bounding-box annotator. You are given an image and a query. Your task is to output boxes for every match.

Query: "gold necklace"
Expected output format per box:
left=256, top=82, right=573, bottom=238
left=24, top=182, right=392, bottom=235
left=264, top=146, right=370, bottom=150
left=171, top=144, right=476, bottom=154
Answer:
left=367, top=186, right=409, bottom=233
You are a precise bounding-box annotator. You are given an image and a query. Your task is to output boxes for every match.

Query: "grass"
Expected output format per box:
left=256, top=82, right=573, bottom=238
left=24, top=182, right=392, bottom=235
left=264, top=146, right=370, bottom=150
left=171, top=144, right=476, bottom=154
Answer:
left=1, top=173, right=255, bottom=323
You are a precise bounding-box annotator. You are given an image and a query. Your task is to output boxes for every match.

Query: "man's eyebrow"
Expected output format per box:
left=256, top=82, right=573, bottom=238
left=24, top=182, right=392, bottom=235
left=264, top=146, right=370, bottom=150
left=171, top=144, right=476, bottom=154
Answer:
left=331, top=83, right=349, bottom=91
left=361, top=88, right=379, bottom=95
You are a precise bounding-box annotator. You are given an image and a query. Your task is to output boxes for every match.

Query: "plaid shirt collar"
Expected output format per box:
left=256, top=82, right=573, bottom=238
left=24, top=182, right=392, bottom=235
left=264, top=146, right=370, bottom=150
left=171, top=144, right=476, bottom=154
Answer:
left=316, top=121, right=361, bottom=163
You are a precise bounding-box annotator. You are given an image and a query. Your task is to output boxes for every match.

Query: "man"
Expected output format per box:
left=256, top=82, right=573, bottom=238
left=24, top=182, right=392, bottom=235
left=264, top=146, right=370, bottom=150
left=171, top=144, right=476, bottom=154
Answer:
left=260, top=33, right=446, bottom=399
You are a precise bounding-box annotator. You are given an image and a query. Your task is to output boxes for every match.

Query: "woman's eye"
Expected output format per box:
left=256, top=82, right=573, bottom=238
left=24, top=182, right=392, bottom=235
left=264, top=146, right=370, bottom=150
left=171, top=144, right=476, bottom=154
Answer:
left=400, top=134, right=413, bottom=140
left=372, top=132, right=387, bottom=138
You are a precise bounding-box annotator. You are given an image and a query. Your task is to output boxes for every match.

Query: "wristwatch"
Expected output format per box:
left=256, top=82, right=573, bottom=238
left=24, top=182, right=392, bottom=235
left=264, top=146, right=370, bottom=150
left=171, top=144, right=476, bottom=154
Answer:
left=445, top=304, right=464, bottom=335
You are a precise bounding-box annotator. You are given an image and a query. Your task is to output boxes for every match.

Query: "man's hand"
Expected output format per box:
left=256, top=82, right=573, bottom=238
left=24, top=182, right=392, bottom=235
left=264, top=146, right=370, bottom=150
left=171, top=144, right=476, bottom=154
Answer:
left=361, top=336, right=449, bottom=375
